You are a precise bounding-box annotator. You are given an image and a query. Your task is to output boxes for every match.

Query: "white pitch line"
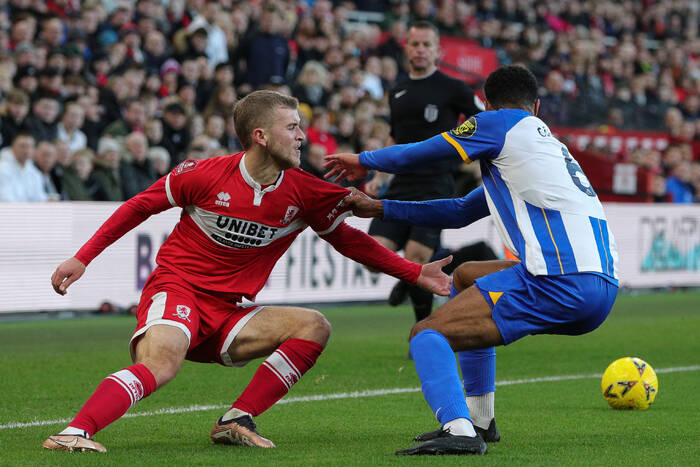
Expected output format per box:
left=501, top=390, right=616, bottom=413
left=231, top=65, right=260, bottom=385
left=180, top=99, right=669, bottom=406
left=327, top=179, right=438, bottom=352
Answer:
left=2, top=365, right=698, bottom=431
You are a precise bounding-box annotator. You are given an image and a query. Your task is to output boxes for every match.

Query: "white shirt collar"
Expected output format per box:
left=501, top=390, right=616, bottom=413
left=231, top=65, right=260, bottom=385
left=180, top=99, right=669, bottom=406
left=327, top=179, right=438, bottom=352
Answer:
left=239, top=153, right=285, bottom=206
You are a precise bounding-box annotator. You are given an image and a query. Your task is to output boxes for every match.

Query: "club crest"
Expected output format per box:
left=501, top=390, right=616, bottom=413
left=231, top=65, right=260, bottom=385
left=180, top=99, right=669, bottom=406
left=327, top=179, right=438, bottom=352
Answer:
left=174, top=304, right=191, bottom=322
left=281, top=206, right=300, bottom=224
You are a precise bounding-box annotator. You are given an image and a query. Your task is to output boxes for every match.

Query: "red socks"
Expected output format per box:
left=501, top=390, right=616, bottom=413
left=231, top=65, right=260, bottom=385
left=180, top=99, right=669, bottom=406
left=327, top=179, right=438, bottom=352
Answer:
left=233, top=338, right=324, bottom=416
left=68, top=340, right=323, bottom=436
left=70, top=363, right=157, bottom=437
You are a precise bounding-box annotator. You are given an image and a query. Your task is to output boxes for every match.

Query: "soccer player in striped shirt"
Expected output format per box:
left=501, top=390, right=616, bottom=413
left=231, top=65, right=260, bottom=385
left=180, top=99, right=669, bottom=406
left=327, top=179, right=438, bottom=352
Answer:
left=325, top=65, right=619, bottom=456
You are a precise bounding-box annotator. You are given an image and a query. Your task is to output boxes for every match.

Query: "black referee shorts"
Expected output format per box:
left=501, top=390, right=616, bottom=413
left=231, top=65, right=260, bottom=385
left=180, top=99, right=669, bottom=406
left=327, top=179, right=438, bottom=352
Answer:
left=368, top=173, right=455, bottom=251
left=368, top=218, right=441, bottom=251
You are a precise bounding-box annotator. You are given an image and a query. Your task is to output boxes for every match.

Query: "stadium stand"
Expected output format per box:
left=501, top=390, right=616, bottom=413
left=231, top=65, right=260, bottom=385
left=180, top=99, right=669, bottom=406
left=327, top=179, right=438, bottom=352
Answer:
left=0, top=0, right=697, bottom=203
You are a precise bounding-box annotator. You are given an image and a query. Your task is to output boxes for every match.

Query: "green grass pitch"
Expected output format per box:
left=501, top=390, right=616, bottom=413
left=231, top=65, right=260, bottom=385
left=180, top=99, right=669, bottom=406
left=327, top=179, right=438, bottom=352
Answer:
left=1, top=291, right=699, bottom=465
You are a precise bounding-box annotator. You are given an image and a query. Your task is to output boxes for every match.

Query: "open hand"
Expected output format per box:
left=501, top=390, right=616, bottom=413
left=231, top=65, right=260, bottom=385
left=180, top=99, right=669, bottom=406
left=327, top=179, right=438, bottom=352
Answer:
left=416, top=255, right=453, bottom=296
left=323, top=153, right=369, bottom=182
left=51, top=257, right=86, bottom=295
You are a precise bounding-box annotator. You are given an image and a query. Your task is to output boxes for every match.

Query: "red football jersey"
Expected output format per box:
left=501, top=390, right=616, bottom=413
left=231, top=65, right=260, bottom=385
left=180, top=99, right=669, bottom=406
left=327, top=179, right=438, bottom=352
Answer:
left=158, top=153, right=351, bottom=298
left=76, top=152, right=421, bottom=301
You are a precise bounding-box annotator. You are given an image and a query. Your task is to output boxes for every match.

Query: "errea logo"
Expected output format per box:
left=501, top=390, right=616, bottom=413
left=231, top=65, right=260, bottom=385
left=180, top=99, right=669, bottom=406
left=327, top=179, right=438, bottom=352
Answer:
left=215, top=192, right=231, bottom=207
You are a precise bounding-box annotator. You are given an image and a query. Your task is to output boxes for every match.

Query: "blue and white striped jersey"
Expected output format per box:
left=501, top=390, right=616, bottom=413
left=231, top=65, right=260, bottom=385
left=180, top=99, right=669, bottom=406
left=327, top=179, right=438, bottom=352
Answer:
left=360, top=108, right=618, bottom=282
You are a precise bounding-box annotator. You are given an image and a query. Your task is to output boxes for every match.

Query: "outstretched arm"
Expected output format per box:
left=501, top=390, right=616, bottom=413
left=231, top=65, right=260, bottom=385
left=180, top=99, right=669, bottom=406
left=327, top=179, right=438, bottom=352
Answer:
left=51, top=177, right=173, bottom=295
left=339, top=186, right=489, bottom=229
left=321, top=222, right=452, bottom=296
left=383, top=186, right=489, bottom=228
left=324, top=135, right=459, bottom=183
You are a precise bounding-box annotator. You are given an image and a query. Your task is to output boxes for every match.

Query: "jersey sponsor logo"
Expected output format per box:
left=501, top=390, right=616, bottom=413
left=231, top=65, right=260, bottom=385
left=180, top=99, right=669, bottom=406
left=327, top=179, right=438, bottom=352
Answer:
left=213, top=215, right=281, bottom=248
left=394, top=89, right=407, bottom=98
left=450, top=116, right=477, bottom=138
left=188, top=206, right=305, bottom=249
left=216, top=191, right=231, bottom=207
left=174, top=159, right=198, bottom=175
left=174, top=304, right=191, bottom=322
left=424, top=104, right=439, bottom=123
left=281, top=206, right=300, bottom=224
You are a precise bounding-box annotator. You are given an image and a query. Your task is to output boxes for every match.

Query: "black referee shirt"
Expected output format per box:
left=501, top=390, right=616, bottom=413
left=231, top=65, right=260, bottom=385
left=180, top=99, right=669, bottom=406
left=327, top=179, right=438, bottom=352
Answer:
left=385, top=70, right=482, bottom=197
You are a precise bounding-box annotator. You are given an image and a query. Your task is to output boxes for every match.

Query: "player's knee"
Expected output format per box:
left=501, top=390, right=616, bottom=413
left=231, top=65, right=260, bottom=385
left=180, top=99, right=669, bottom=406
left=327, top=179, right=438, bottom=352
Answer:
left=311, top=311, right=332, bottom=343
left=134, top=328, right=187, bottom=387
left=405, top=251, right=431, bottom=265
left=138, top=351, right=183, bottom=387
left=454, top=262, right=480, bottom=291
left=295, top=309, right=332, bottom=347
left=409, top=319, right=432, bottom=340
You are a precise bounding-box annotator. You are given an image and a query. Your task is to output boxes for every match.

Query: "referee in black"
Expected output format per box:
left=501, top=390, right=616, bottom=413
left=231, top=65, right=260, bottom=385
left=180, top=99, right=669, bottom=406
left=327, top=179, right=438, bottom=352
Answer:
left=368, top=21, right=483, bottom=339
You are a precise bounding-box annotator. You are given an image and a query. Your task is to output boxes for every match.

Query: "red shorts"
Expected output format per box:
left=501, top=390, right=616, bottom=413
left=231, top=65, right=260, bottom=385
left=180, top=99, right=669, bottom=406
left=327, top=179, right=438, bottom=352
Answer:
left=129, top=267, right=263, bottom=367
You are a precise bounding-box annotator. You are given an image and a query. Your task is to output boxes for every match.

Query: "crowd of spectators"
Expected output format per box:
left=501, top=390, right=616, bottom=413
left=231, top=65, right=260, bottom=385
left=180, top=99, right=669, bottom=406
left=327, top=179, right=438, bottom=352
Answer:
left=0, top=0, right=697, bottom=203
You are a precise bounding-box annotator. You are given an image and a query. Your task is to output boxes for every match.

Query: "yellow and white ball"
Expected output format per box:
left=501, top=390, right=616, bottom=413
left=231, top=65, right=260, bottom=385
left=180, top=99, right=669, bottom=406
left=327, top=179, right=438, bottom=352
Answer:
left=601, top=357, right=658, bottom=410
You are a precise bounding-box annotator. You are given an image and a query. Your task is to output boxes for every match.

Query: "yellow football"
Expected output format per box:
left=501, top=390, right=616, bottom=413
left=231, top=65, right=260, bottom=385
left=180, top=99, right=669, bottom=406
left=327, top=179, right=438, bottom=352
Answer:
left=601, top=357, right=658, bottom=410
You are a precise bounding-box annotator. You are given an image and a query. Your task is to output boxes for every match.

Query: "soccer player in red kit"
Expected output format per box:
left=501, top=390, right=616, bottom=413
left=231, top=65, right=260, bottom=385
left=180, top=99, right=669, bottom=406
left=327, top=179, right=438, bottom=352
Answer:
left=43, top=90, right=452, bottom=453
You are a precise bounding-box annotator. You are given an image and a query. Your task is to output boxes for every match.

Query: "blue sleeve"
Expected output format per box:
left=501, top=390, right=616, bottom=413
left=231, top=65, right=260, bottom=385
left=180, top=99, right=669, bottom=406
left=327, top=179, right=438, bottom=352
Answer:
left=382, top=186, right=489, bottom=229
left=442, top=111, right=506, bottom=163
left=359, top=134, right=459, bottom=173
left=358, top=111, right=507, bottom=173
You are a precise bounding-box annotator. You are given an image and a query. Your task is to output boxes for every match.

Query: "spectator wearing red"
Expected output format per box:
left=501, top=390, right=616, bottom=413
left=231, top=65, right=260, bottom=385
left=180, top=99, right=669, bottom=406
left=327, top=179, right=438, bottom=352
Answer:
left=306, top=107, right=337, bottom=155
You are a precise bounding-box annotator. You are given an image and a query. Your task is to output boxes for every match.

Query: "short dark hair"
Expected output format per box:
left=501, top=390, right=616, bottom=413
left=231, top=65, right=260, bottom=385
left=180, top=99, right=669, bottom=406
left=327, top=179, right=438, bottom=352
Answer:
left=484, top=65, right=538, bottom=111
left=124, top=97, right=144, bottom=110
left=233, top=90, right=298, bottom=149
left=408, top=20, right=439, bottom=39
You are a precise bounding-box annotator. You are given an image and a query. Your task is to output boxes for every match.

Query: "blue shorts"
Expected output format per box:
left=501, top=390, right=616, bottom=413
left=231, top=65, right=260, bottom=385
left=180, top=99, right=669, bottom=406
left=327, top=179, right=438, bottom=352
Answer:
left=474, top=262, right=618, bottom=345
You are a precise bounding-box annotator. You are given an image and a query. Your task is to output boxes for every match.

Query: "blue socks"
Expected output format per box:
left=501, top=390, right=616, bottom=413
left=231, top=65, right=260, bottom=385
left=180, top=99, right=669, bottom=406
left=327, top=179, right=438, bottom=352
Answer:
left=410, top=285, right=496, bottom=428
left=459, top=347, right=496, bottom=395
left=410, top=329, right=471, bottom=425
left=450, top=284, right=496, bottom=396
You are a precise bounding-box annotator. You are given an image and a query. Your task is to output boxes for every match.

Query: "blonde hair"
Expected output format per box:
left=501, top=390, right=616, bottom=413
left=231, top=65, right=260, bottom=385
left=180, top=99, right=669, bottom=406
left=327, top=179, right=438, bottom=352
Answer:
left=72, top=147, right=95, bottom=164
left=233, top=90, right=298, bottom=149
left=297, top=60, right=328, bottom=87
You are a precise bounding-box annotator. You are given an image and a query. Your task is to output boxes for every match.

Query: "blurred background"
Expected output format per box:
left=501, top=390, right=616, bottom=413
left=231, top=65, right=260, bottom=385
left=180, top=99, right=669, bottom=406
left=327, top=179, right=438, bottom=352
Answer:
left=0, top=0, right=698, bottom=316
